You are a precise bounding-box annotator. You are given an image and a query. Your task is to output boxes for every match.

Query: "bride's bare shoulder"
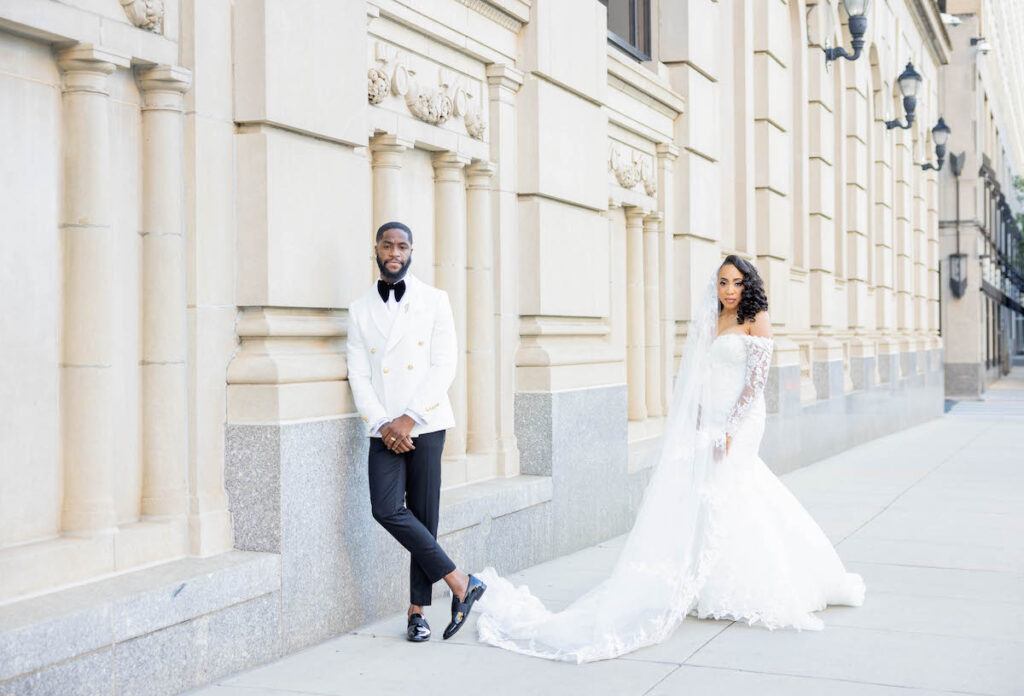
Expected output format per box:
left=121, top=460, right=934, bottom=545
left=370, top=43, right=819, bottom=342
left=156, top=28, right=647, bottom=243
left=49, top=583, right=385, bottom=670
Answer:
left=746, top=311, right=773, bottom=338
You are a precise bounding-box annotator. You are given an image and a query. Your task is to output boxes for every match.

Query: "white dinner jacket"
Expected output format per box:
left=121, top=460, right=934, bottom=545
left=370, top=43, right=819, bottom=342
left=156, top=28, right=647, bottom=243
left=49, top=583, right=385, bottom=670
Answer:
left=346, top=274, right=457, bottom=438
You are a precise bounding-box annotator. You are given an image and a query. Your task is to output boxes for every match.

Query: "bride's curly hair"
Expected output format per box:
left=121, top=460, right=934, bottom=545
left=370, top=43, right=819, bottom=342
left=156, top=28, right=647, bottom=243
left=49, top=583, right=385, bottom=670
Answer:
left=719, top=255, right=768, bottom=325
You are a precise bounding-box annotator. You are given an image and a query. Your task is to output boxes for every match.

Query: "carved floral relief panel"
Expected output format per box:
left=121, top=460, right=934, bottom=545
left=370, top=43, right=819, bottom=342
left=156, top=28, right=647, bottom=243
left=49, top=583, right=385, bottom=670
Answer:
left=366, top=40, right=487, bottom=141
left=608, top=142, right=656, bottom=197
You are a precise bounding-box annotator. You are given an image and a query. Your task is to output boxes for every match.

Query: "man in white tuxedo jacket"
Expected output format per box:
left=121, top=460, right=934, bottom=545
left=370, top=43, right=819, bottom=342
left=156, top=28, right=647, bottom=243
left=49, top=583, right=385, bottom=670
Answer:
left=346, top=221, right=486, bottom=642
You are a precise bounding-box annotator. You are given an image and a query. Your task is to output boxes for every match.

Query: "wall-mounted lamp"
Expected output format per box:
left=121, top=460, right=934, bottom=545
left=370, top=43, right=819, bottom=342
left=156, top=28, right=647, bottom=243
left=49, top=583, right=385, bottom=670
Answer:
left=921, top=117, right=951, bottom=171
left=949, top=252, right=968, bottom=298
left=971, top=36, right=991, bottom=53
left=949, top=151, right=968, bottom=299
left=824, top=0, right=871, bottom=63
left=940, top=13, right=961, bottom=26
left=885, top=62, right=922, bottom=130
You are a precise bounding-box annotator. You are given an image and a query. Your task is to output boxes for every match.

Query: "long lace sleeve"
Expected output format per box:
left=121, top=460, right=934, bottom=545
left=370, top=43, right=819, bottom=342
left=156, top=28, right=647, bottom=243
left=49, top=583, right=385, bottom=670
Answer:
left=713, top=336, right=773, bottom=451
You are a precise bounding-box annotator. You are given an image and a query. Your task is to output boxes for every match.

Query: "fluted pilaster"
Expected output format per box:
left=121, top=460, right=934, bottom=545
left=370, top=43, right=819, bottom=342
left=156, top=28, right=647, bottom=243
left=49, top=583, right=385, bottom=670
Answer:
left=466, top=160, right=497, bottom=455
left=643, top=212, right=663, bottom=418
left=656, top=143, right=679, bottom=412
left=486, top=63, right=524, bottom=476
left=625, top=207, right=647, bottom=421
left=432, top=152, right=470, bottom=457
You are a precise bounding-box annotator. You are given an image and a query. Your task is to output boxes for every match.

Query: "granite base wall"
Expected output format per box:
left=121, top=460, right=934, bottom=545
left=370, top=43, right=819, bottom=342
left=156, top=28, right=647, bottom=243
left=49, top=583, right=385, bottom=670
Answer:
left=760, top=348, right=945, bottom=474
left=223, top=416, right=556, bottom=654
left=945, top=361, right=984, bottom=398
left=516, top=385, right=631, bottom=557
left=0, top=553, right=282, bottom=696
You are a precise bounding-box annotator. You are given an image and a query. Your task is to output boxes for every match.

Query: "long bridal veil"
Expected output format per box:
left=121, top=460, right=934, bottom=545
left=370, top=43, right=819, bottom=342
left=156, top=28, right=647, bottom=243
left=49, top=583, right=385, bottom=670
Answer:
left=476, top=271, right=728, bottom=663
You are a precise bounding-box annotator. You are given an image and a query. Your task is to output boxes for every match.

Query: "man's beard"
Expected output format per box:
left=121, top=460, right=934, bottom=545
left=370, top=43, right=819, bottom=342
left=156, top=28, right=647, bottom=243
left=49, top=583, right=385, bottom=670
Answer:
left=376, top=254, right=411, bottom=283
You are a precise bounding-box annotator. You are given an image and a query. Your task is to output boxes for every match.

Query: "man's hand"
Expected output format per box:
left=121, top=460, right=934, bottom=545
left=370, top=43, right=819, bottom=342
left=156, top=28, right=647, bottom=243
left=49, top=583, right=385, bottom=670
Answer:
left=380, top=415, right=416, bottom=454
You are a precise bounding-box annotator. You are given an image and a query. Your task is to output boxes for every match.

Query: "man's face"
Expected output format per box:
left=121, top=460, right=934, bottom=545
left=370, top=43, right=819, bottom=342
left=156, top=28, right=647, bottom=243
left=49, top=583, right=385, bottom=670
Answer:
left=375, top=227, right=413, bottom=282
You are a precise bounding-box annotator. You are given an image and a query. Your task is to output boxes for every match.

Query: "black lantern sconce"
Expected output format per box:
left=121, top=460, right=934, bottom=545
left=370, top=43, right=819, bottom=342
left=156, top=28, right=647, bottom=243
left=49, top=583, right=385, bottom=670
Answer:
left=921, top=117, right=951, bottom=171
left=885, top=62, right=923, bottom=130
left=948, top=151, right=968, bottom=299
left=949, top=252, right=968, bottom=298
left=824, top=0, right=871, bottom=63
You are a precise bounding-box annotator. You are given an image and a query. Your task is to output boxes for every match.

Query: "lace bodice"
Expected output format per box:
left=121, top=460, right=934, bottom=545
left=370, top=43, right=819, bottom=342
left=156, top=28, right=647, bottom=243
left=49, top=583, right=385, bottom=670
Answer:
left=707, top=334, right=773, bottom=450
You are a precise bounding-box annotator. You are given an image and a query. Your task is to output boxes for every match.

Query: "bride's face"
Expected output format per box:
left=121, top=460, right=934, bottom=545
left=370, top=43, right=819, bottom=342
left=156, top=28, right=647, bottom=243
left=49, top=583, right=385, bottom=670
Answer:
left=718, top=264, right=744, bottom=310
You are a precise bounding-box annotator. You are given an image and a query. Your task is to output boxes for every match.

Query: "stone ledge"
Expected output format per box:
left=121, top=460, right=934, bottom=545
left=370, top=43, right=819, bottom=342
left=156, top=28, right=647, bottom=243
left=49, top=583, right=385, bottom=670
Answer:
left=0, top=551, right=280, bottom=683
left=438, top=474, right=553, bottom=537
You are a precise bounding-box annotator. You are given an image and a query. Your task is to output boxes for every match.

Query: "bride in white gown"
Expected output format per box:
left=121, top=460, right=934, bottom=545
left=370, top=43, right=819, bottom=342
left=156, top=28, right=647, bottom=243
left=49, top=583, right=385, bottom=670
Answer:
left=474, top=256, right=865, bottom=663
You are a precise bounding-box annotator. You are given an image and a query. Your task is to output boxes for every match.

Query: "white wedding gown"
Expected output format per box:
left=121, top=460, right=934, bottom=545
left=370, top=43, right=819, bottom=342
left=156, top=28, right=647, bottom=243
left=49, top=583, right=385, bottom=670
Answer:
left=474, top=289, right=865, bottom=662
left=692, top=334, right=864, bottom=628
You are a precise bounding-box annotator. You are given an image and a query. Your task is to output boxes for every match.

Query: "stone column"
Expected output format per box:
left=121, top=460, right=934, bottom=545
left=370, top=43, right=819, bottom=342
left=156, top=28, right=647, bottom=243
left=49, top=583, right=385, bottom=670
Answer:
left=486, top=64, right=524, bottom=476
left=466, top=161, right=497, bottom=455
left=656, top=144, right=679, bottom=412
left=433, top=152, right=470, bottom=456
left=138, top=65, right=192, bottom=518
left=625, top=207, right=647, bottom=421
left=370, top=133, right=413, bottom=232
left=643, top=213, right=663, bottom=418
left=57, top=45, right=130, bottom=535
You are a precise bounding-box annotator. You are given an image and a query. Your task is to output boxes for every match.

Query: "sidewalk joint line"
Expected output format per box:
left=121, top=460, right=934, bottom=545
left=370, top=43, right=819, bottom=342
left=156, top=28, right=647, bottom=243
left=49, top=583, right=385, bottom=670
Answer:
left=848, top=559, right=1024, bottom=577
left=835, top=425, right=992, bottom=546
left=679, top=620, right=736, bottom=664
left=680, top=663, right=991, bottom=695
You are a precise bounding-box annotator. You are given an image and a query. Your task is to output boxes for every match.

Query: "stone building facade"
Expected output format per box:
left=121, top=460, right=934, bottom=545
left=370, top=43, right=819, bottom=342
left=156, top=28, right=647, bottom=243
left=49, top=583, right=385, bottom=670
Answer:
left=939, top=0, right=1024, bottom=397
left=0, top=0, right=955, bottom=693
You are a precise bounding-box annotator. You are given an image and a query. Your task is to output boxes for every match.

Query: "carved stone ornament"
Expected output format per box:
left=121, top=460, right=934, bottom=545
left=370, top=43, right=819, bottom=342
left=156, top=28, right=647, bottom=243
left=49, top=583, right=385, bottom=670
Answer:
left=641, top=159, right=657, bottom=196
left=391, top=63, right=410, bottom=96
left=368, top=42, right=411, bottom=104
left=465, top=110, right=486, bottom=140
left=406, top=87, right=454, bottom=124
left=451, top=87, right=468, bottom=117
left=367, top=67, right=390, bottom=104
left=610, top=144, right=656, bottom=195
left=610, top=145, right=642, bottom=189
left=120, top=0, right=163, bottom=33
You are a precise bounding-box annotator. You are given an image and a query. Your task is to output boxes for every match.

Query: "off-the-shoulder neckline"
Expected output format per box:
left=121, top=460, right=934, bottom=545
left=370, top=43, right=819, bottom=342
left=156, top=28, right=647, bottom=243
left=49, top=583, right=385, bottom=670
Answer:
left=715, top=333, right=774, bottom=342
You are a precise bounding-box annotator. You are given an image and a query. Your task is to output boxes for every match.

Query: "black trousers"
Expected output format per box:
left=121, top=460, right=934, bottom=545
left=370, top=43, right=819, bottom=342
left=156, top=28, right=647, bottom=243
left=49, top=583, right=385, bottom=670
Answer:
left=368, top=429, right=456, bottom=606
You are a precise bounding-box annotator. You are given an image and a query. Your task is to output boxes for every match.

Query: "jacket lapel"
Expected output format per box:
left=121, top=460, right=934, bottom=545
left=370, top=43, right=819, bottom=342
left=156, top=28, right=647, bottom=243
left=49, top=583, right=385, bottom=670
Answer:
left=385, top=274, right=418, bottom=353
left=367, top=283, right=392, bottom=342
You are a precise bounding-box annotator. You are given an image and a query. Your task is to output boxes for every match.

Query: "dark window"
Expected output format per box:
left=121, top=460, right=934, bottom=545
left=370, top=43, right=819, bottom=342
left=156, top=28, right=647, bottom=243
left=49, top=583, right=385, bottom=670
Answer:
left=600, top=0, right=651, bottom=62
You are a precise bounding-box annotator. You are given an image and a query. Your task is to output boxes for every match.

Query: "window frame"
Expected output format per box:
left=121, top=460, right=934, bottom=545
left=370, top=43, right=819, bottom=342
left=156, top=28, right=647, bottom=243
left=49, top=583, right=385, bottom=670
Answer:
left=600, top=0, right=652, bottom=63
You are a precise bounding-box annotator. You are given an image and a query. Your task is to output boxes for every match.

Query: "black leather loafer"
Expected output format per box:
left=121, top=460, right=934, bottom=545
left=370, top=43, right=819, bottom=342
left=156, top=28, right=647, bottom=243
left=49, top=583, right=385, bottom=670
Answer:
left=407, top=613, right=430, bottom=642
left=442, top=575, right=487, bottom=640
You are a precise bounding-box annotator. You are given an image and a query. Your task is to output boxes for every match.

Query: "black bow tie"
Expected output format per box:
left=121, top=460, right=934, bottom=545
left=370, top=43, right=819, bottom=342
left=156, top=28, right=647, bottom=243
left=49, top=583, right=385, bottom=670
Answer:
left=377, top=279, right=406, bottom=304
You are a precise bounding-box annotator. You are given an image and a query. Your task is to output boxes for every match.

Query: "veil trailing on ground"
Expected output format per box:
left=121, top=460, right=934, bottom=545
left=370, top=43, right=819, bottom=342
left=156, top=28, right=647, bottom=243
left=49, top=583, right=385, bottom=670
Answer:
left=475, top=270, right=729, bottom=663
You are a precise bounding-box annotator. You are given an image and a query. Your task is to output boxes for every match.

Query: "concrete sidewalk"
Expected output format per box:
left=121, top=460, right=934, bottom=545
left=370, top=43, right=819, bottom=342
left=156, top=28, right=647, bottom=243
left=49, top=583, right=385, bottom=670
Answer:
left=188, top=370, right=1024, bottom=696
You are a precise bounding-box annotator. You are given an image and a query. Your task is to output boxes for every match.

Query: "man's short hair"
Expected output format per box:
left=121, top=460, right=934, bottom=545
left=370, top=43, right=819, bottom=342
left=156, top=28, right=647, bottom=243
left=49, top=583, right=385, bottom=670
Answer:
left=376, top=221, right=413, bottom=244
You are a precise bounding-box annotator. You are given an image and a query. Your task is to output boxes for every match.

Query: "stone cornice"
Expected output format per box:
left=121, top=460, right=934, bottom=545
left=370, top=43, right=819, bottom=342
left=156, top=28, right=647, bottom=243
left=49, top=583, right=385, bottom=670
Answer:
left=455, top=0, right=528, bottom=32
left=907, top=0, right=952, bottom=66
left=606, top=47, right=686, bottom=118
